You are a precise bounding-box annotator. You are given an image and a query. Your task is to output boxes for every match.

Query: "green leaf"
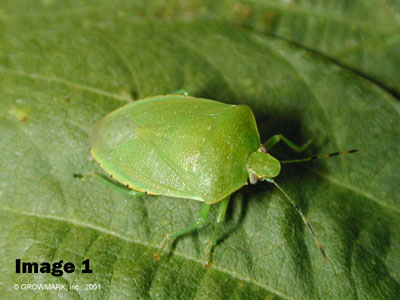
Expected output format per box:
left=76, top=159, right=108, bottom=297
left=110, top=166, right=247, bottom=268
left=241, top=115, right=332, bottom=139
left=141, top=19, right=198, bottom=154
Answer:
left=196, top=0, right=400, bottom=98
left=1, top=1, right=399, bottom=299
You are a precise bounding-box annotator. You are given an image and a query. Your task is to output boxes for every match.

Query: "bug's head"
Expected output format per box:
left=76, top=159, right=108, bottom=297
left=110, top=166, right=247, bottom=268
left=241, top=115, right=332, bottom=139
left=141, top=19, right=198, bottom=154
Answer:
left=246, top=146, right=281, bottom=185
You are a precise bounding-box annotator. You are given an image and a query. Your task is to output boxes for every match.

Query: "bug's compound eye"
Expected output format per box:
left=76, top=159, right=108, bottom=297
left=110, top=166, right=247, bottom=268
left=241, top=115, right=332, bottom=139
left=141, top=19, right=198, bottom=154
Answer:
left=259, top=146, right=267, bottom=153
left=249, top=173, right=258, bottom=185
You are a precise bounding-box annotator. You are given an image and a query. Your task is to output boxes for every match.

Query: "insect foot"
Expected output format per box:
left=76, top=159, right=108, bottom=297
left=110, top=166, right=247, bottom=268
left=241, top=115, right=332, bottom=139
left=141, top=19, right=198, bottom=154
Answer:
left=73, top=173, right=87, bottom=181
left=153, top=234, right=170, bottom=260
left=203, top=244, right=214, bottom=269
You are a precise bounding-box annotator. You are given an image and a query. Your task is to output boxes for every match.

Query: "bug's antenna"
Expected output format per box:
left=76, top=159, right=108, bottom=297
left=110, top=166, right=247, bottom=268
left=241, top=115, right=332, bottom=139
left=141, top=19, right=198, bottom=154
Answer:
left=264, top=178, right=327, bottom=261
left=281, top=149, right=358, bottom=164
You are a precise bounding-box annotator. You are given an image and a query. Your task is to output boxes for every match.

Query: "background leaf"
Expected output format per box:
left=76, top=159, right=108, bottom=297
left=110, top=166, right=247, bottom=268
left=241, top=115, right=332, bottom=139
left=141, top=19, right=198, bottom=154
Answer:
left=1, top=1, right=399, bottom=299
left=211, top=0, right=400, bottom=98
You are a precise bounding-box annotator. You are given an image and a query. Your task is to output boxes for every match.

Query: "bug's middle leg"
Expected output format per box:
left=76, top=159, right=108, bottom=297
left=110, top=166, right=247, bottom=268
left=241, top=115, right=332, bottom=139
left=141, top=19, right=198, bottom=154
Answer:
left=204, top=196, right=230, bottom=268
left=154, top=202, right=211, bottom=260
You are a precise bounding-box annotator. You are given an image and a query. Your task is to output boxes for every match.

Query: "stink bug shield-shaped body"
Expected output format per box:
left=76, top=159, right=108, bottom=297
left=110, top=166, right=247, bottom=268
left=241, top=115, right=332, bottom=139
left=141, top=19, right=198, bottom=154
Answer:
left=80, top=94, right=355, bottom=266
left=90, top=95, right=279, bottom=203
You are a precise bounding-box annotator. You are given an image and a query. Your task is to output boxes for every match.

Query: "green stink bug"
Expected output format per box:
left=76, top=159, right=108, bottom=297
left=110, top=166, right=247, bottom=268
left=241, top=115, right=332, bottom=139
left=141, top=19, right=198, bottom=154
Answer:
left=75, top=92, right=357, bottom=267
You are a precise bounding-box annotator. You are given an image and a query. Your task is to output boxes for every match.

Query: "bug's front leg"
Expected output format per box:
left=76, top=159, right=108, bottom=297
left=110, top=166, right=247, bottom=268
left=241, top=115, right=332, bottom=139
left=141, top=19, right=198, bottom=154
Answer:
left=263, top=134, right=312, bottom=152
left=154, top=202, right=211, bottom=260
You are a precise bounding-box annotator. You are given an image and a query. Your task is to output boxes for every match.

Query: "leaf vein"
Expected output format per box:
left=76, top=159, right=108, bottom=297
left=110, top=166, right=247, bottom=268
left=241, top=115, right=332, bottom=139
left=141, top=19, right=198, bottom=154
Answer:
left=0, top=67, right=129, bottom=102
left=1, top=206, right=294, bottom=300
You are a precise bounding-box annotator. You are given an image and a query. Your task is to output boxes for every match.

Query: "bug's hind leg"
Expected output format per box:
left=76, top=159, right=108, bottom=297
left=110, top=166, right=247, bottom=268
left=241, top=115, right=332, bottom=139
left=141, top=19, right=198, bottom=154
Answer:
left=154, top=202, right=211, bottom=260
left=73, top=172, right=145, bottom=197
left=263, top=134, right=311, bottom=152
left=204, top=196, right=230, bottom=269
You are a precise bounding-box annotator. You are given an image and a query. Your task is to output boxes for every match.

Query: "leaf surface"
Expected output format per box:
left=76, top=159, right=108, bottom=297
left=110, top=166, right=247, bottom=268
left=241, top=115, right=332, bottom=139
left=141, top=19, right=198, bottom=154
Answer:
left=1, top=1, right=399, bottom=299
